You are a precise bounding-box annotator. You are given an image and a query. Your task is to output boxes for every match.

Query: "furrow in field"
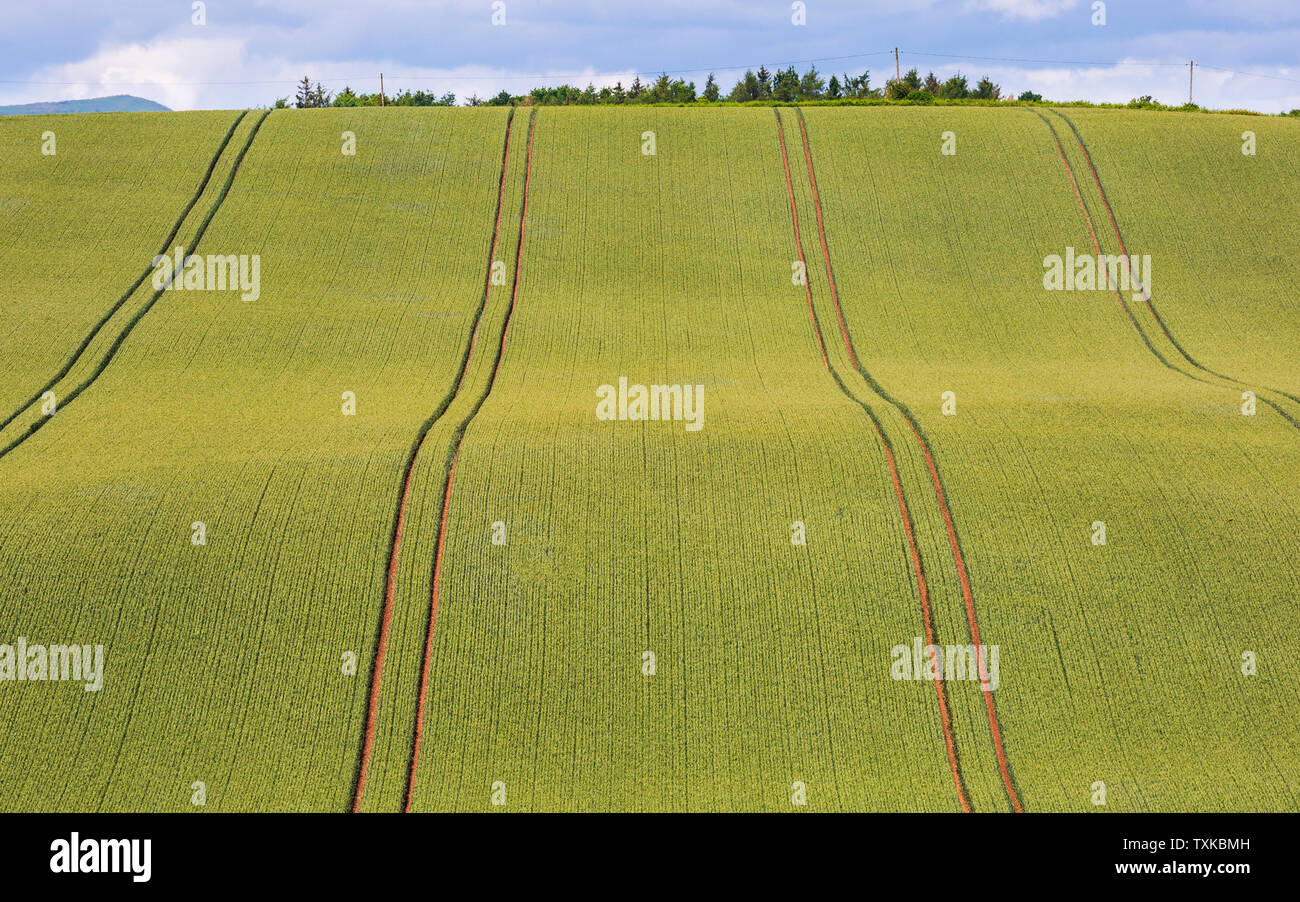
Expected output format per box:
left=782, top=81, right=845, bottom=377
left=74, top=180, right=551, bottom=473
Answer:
left=1036, top=109, right=1300, bottom=440
left=1055, top=108, right=1300, bottom=399
left=774, top=108, right=974, bottom=812
left=788, top=107, right=1023, bottom=812
left=800, top=104, right=1300, bottom=810
left=403, top=109, right=538, bottom=812
left=0, top=111, right=242, bottom=416
left=1033, top=112, right=1188, bottom=371
left=0, top=110, right=248, bottom=436
left=350, top=107, right=518, bottom=812
left=790, top=107, right=1024, bottom=821
left=0, top=107, right=515, bottom=812
left=0, top=109, right=271, bottom=461
left=1044, top=109, right=1300, bottom=434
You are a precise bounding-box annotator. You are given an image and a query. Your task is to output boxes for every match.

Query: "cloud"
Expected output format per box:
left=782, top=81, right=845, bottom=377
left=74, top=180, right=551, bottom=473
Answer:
left=16, top=34, right=256, bottom=110
left=2, top=30, right=642, bottom=110
left=964, top=0, right=1080, bottom=21
left=930, top=58, right=1300, bottom=112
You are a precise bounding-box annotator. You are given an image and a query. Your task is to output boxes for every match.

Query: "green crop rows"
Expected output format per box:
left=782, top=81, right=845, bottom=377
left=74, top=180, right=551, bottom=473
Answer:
left=0, top=105, right=1296, bottom=812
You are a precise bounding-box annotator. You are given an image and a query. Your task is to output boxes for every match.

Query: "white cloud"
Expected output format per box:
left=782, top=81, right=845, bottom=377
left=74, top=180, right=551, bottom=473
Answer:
left=938, top=59, right=1300, bottom=112
left=965, top=0, right=1080, bottom=22
left=15, top=34, right=257, bottom=110
left=3, top=9, right=1297, bottom=113
left=2, top=31, right=642, bottom=110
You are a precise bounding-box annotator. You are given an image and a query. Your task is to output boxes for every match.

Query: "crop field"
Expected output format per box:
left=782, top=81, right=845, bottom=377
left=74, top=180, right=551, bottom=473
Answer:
left=0, top=104, right=1296, bottom=812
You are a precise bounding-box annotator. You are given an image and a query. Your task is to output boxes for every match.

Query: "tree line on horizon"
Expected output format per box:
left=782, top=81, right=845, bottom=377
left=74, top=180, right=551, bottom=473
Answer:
left=277, top=66, right=1047, bottom=109
left=280, top=66, right=1300, bottom=113
left=278, top=76, right=457, bottom=108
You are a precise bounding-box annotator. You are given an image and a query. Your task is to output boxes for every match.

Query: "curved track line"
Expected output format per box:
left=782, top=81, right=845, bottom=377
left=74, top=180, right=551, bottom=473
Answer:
left=1035, top=114, right=1150, bottom=339
left=1037, top=111, right=1300, bottom=437
left=776, top=111, right=829, bottom=370
left=0, top=109, right=249, bottom=436
left=404, top=446, right=458, bottom=812
left=795, top=115, right=857, bottom=371
left=775, top=109, right=972, bottom=812
left=1033, top=113, right=1203, bottom=379
left=351, top=108, right=517, bottom=811
left=1047, top=109, right=1300, bottom=431
left=793, top=108, right=1023, bottom=812
left=1050, top=110, right=1220, bottom=370
left=0, top=110, right=271, bottom=462
left=403, top=109, right=537, bottom=812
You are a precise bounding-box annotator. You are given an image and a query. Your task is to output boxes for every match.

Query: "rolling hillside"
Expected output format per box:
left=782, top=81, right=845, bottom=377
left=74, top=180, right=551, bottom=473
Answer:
left=0, top=96, right=171, bottom=116
left=0, top=105, right=1295, bottom=812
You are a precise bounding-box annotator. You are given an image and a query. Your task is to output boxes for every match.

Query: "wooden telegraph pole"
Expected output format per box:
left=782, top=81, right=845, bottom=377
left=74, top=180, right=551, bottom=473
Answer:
left=895, top=48, right=900, bottom=81
left=1188, top=60, right=1194, bottom=105
left=380, top=73, right=386, bottom=106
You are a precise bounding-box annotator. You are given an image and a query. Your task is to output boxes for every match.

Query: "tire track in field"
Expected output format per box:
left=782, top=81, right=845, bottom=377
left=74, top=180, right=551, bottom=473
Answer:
left=402, top=108, right=538, bottom=812
left=789, top=108, right=1023, bottom=812
left=1039, top=109, right=1300, bottom=435
left=0, top=110, right=270, bottom=463
left=1033, top=112, right=1177, bottom=362
left=350, top=107, right=518, bottom=811
left=1038, top=110, right=1300, bottom=804
left=0, top=110, right=248, bottom=437
left=1035, top=111, right=1261, bottom=411
left=774, top=109, right=973, bottom=812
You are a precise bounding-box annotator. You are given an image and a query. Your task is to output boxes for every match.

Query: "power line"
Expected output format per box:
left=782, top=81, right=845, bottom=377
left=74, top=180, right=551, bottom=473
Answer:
left=0, top=51, right=897, bottom=88
left=900, top=50, right=1300, bottom=85
left=1, top=50, right=1297, bottom=89
left=383, top=50, right=899, bottom=81
left=1194, top=63, right=1300, bottom=85
left=900, top=50, right=1187, bottom=67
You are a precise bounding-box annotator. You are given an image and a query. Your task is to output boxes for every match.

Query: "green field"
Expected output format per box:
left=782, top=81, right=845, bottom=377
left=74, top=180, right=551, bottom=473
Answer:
left=0, top=105, right=1296, bottom=812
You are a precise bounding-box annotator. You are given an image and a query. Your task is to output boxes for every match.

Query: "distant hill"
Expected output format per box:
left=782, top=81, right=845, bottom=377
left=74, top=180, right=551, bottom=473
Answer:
left=0, top=94, right=170, bottom=115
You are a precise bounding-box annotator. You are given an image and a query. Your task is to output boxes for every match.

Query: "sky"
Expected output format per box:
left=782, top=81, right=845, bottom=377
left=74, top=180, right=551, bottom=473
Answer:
left=1, top=0, right=1298, bottom=112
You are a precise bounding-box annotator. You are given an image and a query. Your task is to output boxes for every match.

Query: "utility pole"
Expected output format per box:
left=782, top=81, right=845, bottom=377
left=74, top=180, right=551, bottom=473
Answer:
left=1188, top=60, right=1194, bottom=105
left=380, top=73, right=386, bottom=106
left=895, top=48, right=900, bottom=81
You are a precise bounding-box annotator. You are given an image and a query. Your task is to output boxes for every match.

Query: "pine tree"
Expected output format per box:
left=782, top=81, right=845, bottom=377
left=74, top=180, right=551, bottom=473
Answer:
left=938, top=73, right=969, bottom=99
left=294, top=76, right=313, bottom=108
left=772, top=66, right=799, bottom=102
left=972, top=75, right=1000, bottom=100
left=799, top=65, right=825, bottom=100
left=653, top=73, right=671, bottom=102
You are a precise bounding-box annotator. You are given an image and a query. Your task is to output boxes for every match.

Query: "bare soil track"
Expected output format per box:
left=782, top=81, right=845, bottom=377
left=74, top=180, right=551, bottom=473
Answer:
left=774, top=108, right=976, bottom=812
left=403, top=109, right=538, bottom=813
left=350, top=108, right=519, bottom=812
